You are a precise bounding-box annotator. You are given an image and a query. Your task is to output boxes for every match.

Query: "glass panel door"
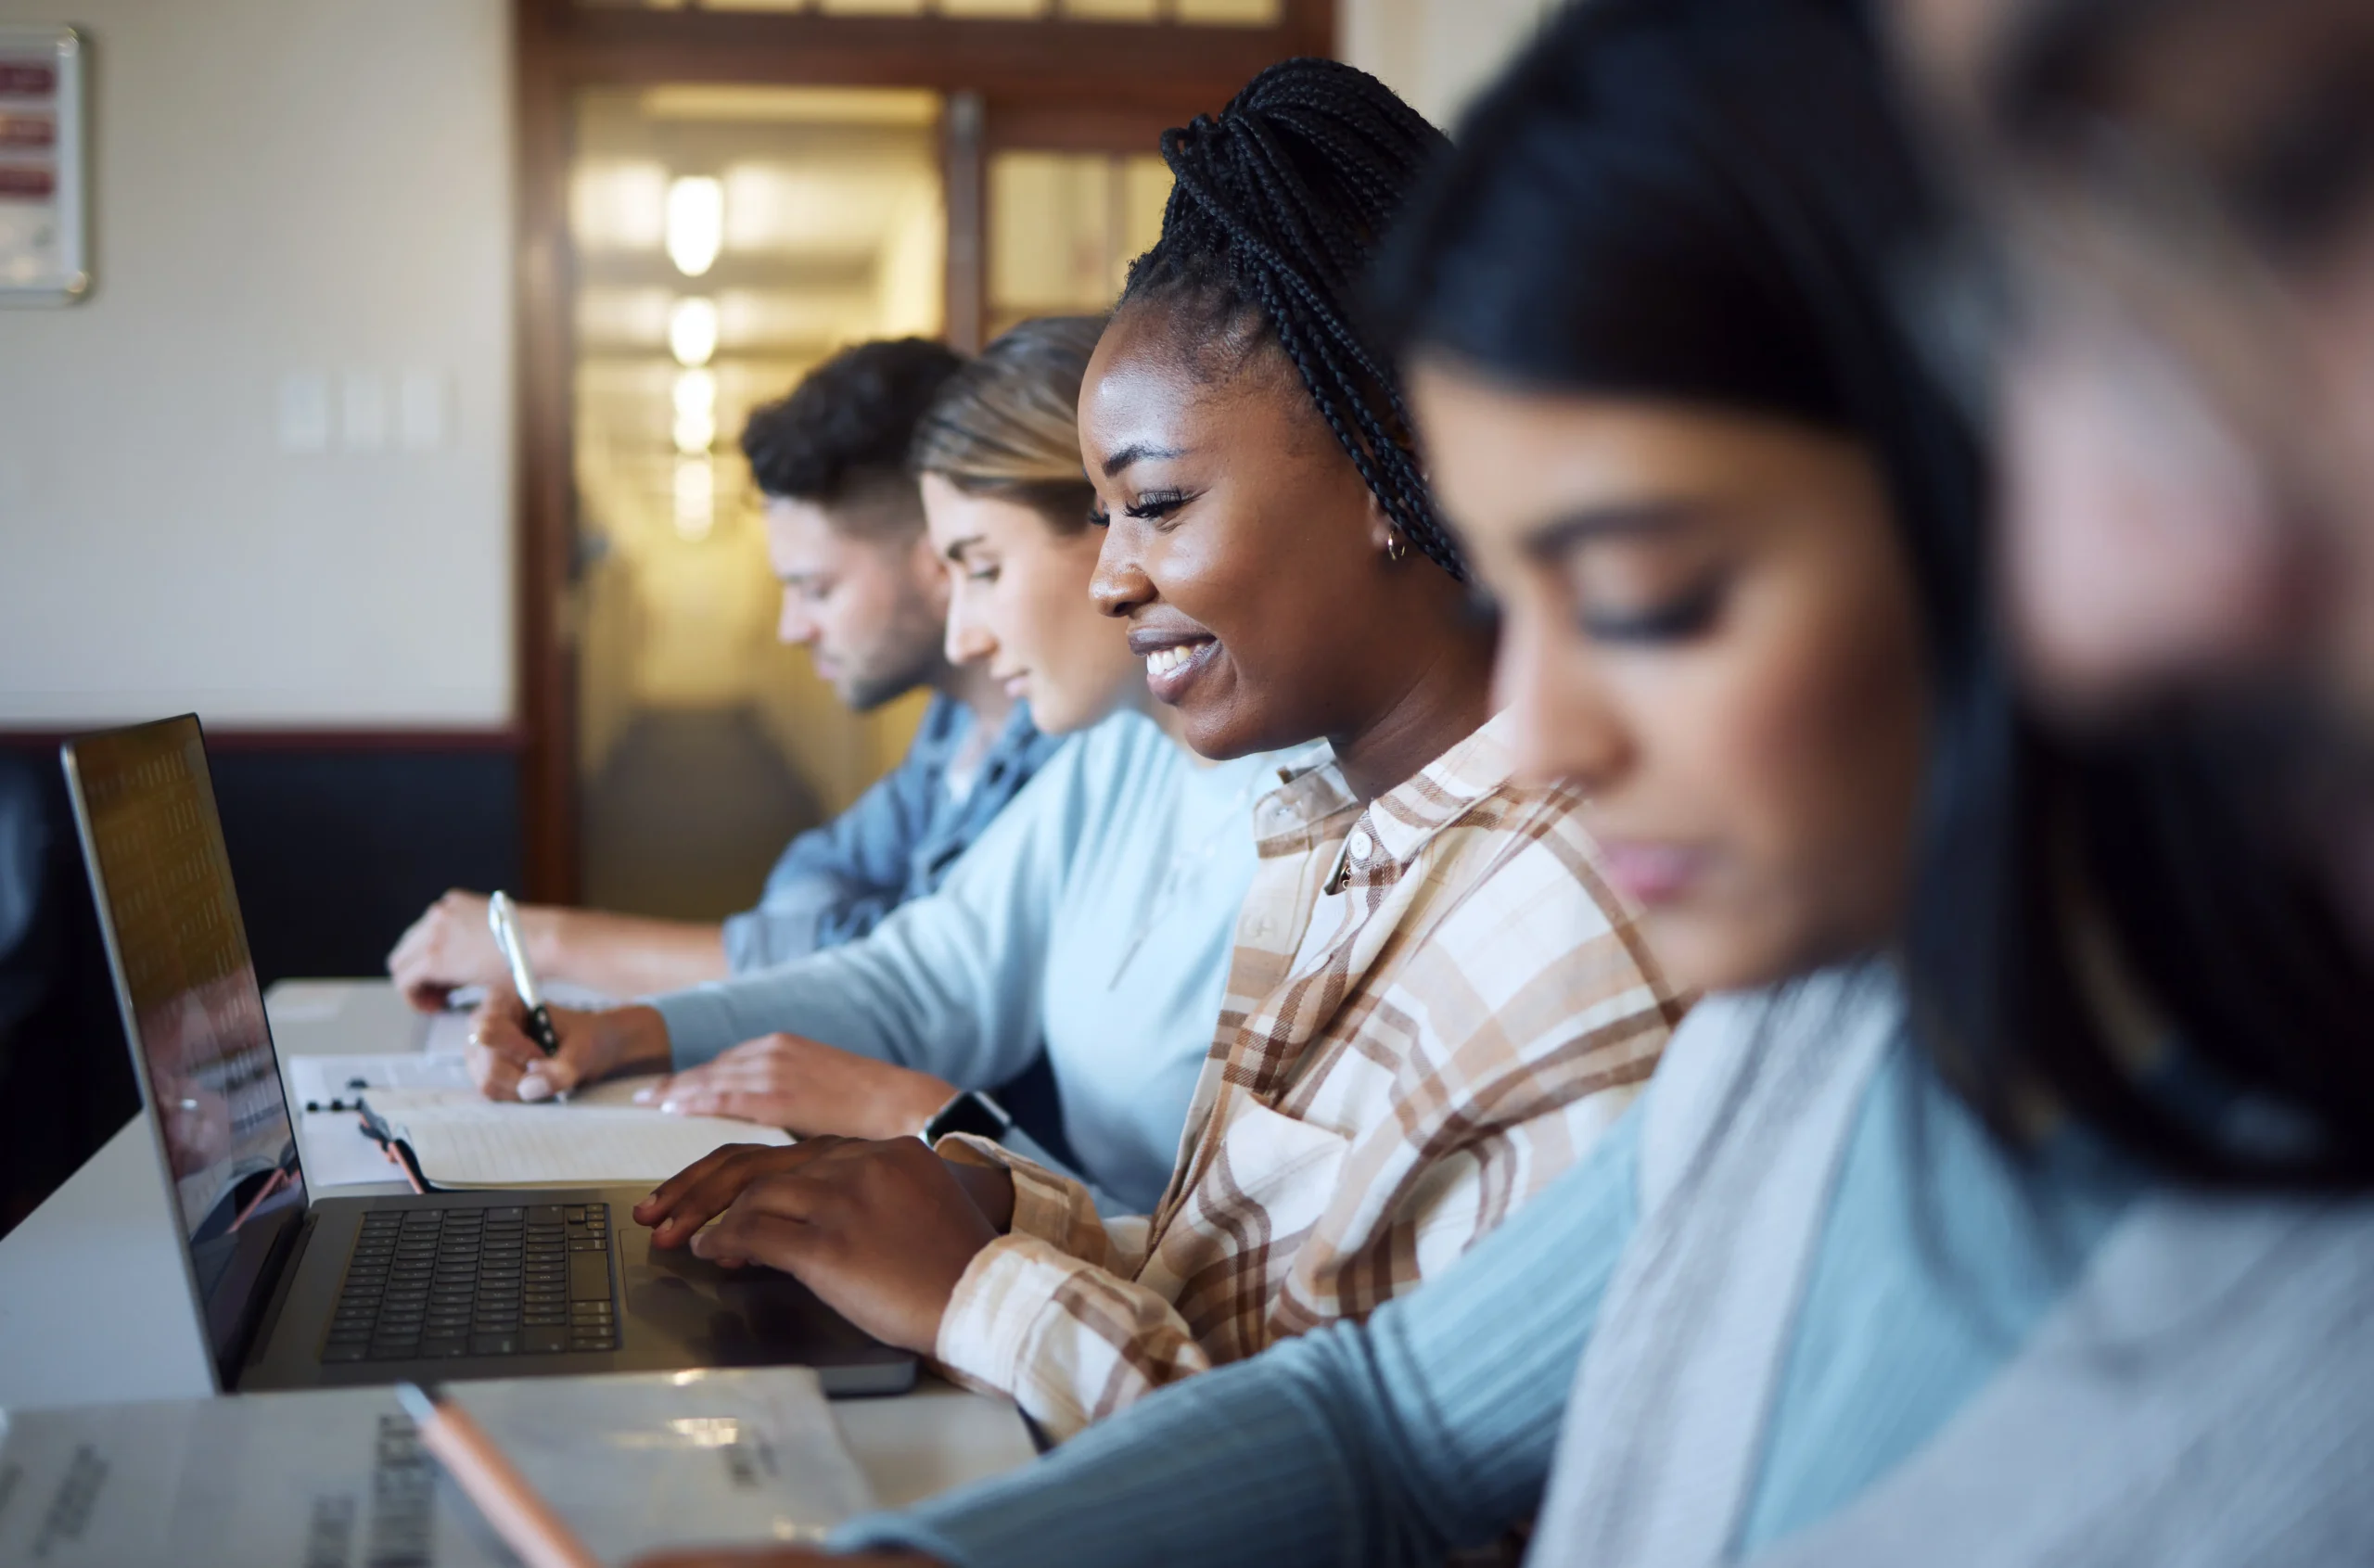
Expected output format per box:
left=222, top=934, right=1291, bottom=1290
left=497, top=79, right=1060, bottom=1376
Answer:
left=986, top=148, right=1170, bottom=340
left=568, top=85, right=944, bottom=918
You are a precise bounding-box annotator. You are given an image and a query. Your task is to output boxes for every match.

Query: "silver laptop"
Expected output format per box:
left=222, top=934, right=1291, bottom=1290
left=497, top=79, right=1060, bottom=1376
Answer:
left=61, top=715, right=914, bottom=1396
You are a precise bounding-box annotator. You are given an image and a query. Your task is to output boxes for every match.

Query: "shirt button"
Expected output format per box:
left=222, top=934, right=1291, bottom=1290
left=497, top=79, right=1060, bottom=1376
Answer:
left=1347, top=828, right=1373, bottom=860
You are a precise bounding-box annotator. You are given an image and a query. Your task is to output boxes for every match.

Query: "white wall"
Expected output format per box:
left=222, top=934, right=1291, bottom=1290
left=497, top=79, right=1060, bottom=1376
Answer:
left=0, top=0, right=514, bottom=729
left=1340, top=0, right=1562, bottom=130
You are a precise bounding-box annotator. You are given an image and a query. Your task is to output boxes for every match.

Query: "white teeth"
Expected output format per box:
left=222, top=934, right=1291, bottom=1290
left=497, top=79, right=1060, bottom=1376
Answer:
left=1144, top=644, right=1201, bottom=678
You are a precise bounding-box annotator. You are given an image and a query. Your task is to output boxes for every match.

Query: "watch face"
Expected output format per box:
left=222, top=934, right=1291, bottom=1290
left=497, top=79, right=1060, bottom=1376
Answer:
left=929, top=1091, right=1011, bottom=1144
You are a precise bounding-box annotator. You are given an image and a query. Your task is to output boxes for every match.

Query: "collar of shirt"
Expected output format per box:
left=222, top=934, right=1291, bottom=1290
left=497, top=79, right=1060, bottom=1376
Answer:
left=1250, top=708, right=1524, bottom=895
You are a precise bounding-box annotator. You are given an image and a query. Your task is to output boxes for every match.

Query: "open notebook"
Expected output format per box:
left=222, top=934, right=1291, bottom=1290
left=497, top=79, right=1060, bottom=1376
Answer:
left=359, top=1077, right=790, bottom=1189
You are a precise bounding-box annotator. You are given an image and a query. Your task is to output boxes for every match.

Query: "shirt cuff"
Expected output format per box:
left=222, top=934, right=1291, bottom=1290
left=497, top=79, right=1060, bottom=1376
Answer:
left=934, top=1233, right=1091, bottom=1410
left=934, top=1133, right=1089, bottom=1246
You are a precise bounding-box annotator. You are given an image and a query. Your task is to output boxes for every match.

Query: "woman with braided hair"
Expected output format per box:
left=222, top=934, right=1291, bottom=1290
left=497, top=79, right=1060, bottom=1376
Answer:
left=627, top=53, right=1679, bottom=1451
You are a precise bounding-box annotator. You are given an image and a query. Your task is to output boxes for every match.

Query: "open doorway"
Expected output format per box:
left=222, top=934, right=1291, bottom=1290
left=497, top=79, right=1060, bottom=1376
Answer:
left=514, top=0, right=1334, bottom=906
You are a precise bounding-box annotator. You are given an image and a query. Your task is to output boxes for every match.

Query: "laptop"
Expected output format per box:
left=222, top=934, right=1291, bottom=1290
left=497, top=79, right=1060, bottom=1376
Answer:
left=60, top=715, right=915, bottom=1396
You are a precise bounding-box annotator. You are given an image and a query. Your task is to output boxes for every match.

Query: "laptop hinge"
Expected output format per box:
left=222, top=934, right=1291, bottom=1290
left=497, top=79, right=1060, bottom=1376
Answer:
left=227, top=1208, right=315, bottom=1390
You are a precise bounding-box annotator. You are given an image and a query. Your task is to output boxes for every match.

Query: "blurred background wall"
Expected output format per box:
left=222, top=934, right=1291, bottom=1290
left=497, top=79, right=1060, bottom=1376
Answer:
left=1345, top=0, right=1559, bottom=125
left=0, top=0, right=516, bottom=729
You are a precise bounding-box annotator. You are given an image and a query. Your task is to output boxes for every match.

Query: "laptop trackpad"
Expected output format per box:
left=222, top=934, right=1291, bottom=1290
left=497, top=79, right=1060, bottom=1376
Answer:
left=618, top=1222, right=901, bottom=1371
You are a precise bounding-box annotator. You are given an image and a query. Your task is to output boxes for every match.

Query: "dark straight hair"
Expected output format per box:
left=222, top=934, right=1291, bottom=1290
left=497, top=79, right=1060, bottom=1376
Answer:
left=1377, top=0, right=2374, bottom=1188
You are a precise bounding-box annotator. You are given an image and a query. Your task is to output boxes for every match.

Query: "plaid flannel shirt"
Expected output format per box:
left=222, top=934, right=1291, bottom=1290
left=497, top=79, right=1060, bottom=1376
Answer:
left=934, top=709, right=1684, bottom=1439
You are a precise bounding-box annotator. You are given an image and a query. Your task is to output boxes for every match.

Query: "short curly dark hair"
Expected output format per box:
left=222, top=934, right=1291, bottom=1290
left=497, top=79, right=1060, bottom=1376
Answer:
left=739, top=338, right=964, bottom=524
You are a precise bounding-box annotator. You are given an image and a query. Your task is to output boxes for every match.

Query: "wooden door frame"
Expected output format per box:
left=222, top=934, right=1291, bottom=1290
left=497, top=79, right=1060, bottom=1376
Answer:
left=512, top=0, right=1334, bottom=901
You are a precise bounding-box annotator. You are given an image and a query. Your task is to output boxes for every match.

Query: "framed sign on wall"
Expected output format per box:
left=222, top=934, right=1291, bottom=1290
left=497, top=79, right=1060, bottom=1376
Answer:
left=0, top=24, right=87, bottom=306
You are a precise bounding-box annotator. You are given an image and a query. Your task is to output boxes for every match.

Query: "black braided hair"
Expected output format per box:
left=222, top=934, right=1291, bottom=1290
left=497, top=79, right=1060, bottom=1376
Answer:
left=1120, top=58, right=1463, bottom=580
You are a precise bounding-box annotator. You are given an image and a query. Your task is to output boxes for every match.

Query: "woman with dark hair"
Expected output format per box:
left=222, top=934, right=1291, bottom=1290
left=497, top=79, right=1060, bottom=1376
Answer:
left=632, top=2, right=2374, bottom=1566
left=622, top=56, right=1680, bottom=1447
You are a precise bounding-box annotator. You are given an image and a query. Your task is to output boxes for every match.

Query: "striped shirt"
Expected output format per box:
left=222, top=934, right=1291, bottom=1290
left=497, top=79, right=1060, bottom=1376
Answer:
left=933, top=708, right=1684, bottom=1440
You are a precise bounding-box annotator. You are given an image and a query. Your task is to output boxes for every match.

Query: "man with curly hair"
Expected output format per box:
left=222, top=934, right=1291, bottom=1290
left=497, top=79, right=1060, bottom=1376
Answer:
left=388, top=338, right=1060, bottom=1004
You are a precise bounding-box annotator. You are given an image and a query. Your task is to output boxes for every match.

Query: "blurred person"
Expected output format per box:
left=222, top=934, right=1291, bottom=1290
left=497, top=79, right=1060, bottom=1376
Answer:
left=630, top=5, right=2374, bottom=1567
left=595, top=57, right=1680, bottom=1445
left=387, top=338, right=1059, bottom=1005
left=1888, top=0, right=2374, bottom=942
left=466, top=315, right=1301, bottom=1217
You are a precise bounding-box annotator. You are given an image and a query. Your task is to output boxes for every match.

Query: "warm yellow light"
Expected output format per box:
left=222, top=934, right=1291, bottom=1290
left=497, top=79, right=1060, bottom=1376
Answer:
left=673, top=456, right=715, bottom=540
left=665, top=175, right=724, bottom=277
left=673, top=368, right=718, bottom=454
left=668, top=296, right=720, bottom=367
left=672, top=368, right=716, bottom=418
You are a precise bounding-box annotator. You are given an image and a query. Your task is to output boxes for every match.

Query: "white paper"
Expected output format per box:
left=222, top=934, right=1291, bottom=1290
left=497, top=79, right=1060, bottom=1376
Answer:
left=290, top=1052, right=477, bottom=1106
left=0, top=1367, right=873, bottom=1566
left=290, top=1054, right=482, bottom=1190
left=363, top=1086, right=788, bottom=1189
left=296, top=1110, right=411, bottom=1189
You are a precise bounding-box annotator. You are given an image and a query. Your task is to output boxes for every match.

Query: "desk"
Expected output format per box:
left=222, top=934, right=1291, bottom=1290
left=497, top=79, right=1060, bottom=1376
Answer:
left=0, top=978, right=1038, bottom=1512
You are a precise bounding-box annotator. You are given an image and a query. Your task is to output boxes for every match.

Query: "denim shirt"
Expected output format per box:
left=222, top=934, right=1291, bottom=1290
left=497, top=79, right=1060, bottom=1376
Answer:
left=720, top=695, right=1060, bottom=972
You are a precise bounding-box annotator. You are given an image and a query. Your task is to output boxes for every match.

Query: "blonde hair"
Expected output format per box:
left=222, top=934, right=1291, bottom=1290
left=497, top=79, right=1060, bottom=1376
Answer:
left=907, top=314, right=1104, bottom=535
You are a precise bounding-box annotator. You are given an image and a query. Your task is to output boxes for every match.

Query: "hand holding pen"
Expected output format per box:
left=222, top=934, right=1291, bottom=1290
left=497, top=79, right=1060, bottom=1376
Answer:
left=489, top=891, right=563, bottom=1059
left=464, top=989, right=677, bottom=1103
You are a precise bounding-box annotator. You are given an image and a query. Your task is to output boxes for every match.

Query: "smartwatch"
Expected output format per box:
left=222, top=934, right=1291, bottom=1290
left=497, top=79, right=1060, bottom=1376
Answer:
left=921, top=1089, right=1014, bottom=1145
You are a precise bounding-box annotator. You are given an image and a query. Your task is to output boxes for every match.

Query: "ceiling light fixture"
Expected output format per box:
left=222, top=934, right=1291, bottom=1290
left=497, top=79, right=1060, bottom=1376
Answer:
left=668, top=296, right=720, bottom=367
left=665, top=175, right=723, bottom=277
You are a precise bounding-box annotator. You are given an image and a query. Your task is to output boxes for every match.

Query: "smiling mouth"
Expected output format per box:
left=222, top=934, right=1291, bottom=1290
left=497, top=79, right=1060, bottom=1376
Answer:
left=1138, top=637, right=1217, bottom=702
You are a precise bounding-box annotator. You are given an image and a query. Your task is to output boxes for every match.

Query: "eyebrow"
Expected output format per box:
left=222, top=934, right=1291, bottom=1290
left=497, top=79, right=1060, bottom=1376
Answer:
left=940, top=533, right=987, bottom=564
left=1099, top=441, right=1189, bottom=478
left=1521, top=499, right=1717, bottom=560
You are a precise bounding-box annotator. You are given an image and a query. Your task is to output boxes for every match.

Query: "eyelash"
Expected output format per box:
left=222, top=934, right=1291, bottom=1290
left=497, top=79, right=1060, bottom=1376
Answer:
left=964, top=564, right=1000, bottom=583
left=1576, top=580, right=1725, bottom=644
left=1088, top=490, right=1192, bottom=529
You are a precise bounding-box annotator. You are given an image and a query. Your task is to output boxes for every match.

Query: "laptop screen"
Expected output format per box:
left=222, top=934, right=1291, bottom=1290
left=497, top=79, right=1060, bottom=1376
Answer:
left=63, top=716, right=305, bottom=1383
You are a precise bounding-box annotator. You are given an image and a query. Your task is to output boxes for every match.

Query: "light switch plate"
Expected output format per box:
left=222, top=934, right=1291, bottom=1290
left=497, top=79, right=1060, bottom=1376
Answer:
left=341, top=370, right=389, bottom=451
left=276, top=372, right=329, bottom=453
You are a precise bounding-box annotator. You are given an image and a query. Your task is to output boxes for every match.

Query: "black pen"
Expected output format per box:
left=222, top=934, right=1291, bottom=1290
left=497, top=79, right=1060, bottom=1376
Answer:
left=487, top=890, right=562, bottom=1059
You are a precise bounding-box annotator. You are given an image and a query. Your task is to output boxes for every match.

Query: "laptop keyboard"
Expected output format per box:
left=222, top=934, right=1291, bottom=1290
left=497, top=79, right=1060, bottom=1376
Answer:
left=323, top=1203, right=618, bottom=1362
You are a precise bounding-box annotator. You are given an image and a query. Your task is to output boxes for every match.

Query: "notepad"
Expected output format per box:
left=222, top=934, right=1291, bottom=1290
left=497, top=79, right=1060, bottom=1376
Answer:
left=360, top=1081, right=789, bottom=1189
left=0, top=1366, right=873, bottom=1566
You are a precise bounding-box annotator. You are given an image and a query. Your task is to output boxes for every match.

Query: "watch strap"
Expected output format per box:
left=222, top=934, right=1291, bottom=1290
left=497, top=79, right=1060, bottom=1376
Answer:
left=922, top=1089, right=1013, bottom=1145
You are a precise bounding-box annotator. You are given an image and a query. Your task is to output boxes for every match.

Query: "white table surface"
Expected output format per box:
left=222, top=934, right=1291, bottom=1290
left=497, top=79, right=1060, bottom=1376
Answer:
left=0, top=977, right=1038, bottom=1512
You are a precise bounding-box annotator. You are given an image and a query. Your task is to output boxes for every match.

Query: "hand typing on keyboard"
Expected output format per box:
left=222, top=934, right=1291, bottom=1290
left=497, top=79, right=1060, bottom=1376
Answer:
left=638, top=1135, right=1001, bottom=1358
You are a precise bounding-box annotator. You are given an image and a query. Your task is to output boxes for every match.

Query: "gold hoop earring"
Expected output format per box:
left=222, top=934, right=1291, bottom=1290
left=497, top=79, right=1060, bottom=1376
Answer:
left=1385, top=530, right=1408, bottom=563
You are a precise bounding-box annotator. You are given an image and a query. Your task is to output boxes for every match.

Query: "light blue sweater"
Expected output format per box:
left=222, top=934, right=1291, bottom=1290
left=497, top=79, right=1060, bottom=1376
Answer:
left=651, top=709, right=1285, bottom=1217
left=834, top=1001, right=2143, bottom=1563
left=720, top=696, right=1060, bottom=971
